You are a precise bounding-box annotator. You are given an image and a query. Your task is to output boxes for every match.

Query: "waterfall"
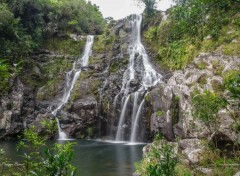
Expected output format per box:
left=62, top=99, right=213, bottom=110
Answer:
left=116, top=95, right=131, bottom=141
left=114, top=14, right=162, bottom=142
left=130, top=98, right=145, bottom=143
left=51, top=35, right=94, bottom=140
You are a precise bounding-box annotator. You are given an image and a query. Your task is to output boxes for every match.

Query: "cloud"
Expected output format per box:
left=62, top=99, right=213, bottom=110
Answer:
left=88, top=0, right=172, bottom=20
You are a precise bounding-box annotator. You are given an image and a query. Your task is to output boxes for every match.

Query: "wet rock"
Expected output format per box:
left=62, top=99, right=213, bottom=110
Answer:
left=149, top=84, right=175, bottom=140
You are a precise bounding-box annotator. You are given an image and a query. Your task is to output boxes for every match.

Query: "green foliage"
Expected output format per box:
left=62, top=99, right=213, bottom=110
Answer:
left=175, top=164, right=192, bottom=176
left=0, top=59, right=11, bottom=95
left=43, top=38, right=85, bottom=55
left=144, top=0, right=240, bottom=71
left=86, top=127, right=94, bottom=138
left=136, top=139, right=178, bottom=176
left=224, top=70, right=240, bottom=99
left=156, top=111, right=163, bottom=116
left=93, top=32, right=115, bottom=53
left=0, top=0, right=105, bottom=95
left=17, top=124, right=76, bottom=176
left=158, top=40, right=197, bottom=70
left=136, top=0, right=160, bottom=16
left=44, top=142, right=76, bottom=176
left=40, top=118, right=58, bottom=137
left=198, top=142, right=240, bottom=176
left=192, top=90, right=227, bottom=129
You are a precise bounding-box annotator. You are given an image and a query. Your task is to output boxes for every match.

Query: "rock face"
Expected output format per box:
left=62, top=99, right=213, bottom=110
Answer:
left=0, top=13, right=239, bottom=146
left=0, top=78, right=25, bottom=138
left=148, top=53, right=240, bottom=143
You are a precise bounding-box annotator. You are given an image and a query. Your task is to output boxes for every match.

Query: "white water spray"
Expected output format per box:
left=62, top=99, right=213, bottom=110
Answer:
left=130, top=98, right=145, bottom=142
left=51, top=35, right=94, bottom=140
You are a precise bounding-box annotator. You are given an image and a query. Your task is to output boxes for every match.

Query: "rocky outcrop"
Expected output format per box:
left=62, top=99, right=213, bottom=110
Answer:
left=0, top=78, right=25, bottom=138
left=148, top=53, right=240, bottom=151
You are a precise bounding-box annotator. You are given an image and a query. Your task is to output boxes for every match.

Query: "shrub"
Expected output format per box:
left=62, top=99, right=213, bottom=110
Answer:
left=192, top=90, right=227, bottom=130
left=17, top=124, right=76, bottom=176
left=136, top=139, right=178, bottom=176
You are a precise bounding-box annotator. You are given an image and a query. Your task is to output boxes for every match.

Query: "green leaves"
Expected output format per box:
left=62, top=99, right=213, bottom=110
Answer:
left=44, top=142, right=76, bottom=176
left=136, top=140, right=178, bottom=176
left=147, top=143, right=178, bottom=176
left=135, top=0, right=160, bottom=16
left=224, top=71, right=240, bottom=100
left=17, top=124, right=76, bottom=176
left=192, top=90, right=227, bottom=129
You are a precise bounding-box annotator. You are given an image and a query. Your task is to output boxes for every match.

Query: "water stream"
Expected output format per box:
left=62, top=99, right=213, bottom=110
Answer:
left=51, top=35, right=94, bottom=140
left=115, top=14, right=162, bottom=143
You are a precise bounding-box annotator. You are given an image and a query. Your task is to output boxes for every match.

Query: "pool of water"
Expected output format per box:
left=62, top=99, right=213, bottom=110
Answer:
left=0, top=139, right=145, bottom=176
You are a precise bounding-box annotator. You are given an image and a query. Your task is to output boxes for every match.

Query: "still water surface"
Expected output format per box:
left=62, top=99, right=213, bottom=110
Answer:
left=0, top=140, right=145, bottom=176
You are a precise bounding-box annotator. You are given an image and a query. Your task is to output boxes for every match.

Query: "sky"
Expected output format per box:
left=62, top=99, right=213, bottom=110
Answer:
left=88, top=0, right=173, bottom=20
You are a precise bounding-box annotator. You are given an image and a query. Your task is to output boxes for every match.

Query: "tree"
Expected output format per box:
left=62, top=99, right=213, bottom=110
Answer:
left=135, top=0, right=160, bottom=16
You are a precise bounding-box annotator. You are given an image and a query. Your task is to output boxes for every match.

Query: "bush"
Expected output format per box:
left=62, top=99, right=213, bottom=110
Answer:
left=192, top=90, right=227, bottom=130
left=224, top=71, right=240, bottom=100
left=136, top=139, right=178, bottom=176
left=16, top=124, right=76, bottom=176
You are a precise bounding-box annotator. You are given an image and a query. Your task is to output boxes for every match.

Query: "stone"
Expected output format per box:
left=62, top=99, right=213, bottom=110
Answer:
left=179, top=139, right=204, bottom=164
left=234, top=172, right=240, bottom=176
left=0, top=111, right=12, bottom=130
left=196, top=167, right=212, bottom=175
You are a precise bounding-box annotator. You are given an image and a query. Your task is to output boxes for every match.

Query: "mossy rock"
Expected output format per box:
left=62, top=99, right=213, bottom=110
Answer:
left=42, top=37, right=85, bottom=56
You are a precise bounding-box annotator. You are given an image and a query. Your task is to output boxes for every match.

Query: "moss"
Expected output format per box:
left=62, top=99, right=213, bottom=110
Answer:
left=80, top=71, right=92, bottom=80
left=175, top=164, right=192, bottom=176
left=196, top=61, right=208, bottom=70
left=90, top=79, right=101, bottom=95
left=199, top=148, right=240, bottom=176
left=211, top=79, right=224, bottom=95
left=212, top=60, right=224, bottom=76
left=42, top=37, right=85, bottom=55
left=93, top=34, right=115, bottom=53
left=156, top=110, right=163, bottom=117
left=145, top=93, right=150, bottom=102
left=88, top=56, right=95, bottom=65
left=70, top=76, right=100, bottom=101
left=102, top=98, right=109, bottom=114
left=158, top=39, right=198, bottom=71
left=198, top=74, right=208, bottom=88
left=222, top=36, right=240, bottom=57
left=110, top=57, right=128, bottom=73
left=172, top=95, right=180, bottom=125
left=37, top=80, right=60, bottom=101
left=36, top=56, right=76, bottom=100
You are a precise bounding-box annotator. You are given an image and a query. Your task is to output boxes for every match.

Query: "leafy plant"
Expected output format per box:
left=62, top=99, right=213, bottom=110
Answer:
left=17, top=123, right=76, bottom=176
left=224, top=70, right=240, bottom=100
left=192, top=90, right=227, bottom=131
left=136, top=139, right=178, bottom=176
left=135, top=0, right=160, bottom=16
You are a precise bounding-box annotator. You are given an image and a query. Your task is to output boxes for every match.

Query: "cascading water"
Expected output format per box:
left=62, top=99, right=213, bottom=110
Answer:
left=114, top=14, right=162, bottom=143
left=51, top=35, right=94, bottom=140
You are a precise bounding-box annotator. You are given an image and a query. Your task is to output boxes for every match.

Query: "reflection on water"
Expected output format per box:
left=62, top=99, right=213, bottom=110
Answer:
left=0, top=140, right=145, bottom=176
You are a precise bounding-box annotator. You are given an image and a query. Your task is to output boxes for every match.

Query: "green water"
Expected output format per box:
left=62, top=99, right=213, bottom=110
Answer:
left=0, top=140, right=145, bottom=176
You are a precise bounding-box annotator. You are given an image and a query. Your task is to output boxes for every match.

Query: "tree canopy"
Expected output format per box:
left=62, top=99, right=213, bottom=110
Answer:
left=136, top=0, right=160, bottom=16
left=0, top=0, right=106, bottom=96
